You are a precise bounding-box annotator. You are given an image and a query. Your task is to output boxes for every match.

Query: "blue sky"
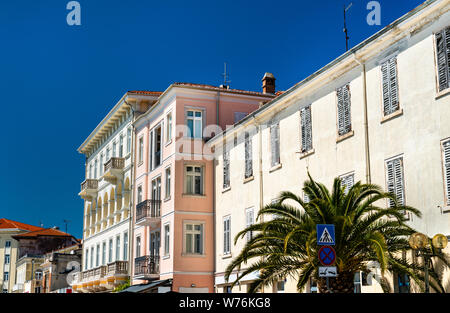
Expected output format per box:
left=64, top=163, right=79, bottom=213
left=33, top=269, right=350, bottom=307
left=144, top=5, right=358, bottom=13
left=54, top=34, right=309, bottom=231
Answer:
left=0, top=0, right=425, bottom=238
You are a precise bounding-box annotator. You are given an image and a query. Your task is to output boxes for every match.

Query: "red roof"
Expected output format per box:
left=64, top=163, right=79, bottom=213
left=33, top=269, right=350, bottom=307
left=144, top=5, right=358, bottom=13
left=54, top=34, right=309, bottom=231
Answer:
left=13, top=228, right=73, bottom=238
left=172, top=82, right=273, bottom=97
left=0, top=218, right=43, bottom=232
left=127, top=91, right=163, bottom=95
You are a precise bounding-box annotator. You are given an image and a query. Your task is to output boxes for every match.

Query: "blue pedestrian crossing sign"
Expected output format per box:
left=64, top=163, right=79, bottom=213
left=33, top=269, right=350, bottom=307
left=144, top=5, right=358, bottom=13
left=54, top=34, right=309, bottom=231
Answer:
left=317, top=224, right=335, bottom=246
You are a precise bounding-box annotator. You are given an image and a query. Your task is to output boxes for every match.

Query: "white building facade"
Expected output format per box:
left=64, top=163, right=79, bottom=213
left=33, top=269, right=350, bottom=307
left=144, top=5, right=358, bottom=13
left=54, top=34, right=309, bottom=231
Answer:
left=209, top=0, right=450, bottom=293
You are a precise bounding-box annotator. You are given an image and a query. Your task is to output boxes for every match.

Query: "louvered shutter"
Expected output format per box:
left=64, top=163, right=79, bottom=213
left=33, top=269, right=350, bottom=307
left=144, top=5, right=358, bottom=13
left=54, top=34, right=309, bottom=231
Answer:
left=443, top=141, right=450, bottom=204
left=223, top=149, right=230, bottom=189
left=270, top=123, right=280, bottom=166
left=436, top=28, right=450, bottom=92
left=386, top=158, right=405, bottom=208
left=246, top=209, right=254, bottom=242
left=337, top=85, right=352, bottom=135
left=381, top=58, right=400, bottom=116
left=223, top=218, right=229, bottom=254
left=301, top=106, right=312, bottom=152
left=244, top=132, right=253, bottom=178
left=341, top=174, right=354, bottom=195
left=304, top=193, right=310, bottom=203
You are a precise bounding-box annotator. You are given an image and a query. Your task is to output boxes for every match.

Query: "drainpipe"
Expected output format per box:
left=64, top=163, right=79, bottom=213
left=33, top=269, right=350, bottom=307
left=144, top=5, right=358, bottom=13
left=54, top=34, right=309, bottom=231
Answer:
left=124, top=99, right=136, bottom=283
left=354, top=56, right=372, bottom=184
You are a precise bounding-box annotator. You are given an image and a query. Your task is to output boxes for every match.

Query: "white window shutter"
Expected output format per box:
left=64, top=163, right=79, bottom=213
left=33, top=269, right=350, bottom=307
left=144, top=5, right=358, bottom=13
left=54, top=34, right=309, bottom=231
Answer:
left=301, top=106, right=312, bottom=152
left=381, top=58, right=399, bottom=116
left=245, top=132, right=253, bottom=178
left=223, top=149, right=230, bottom=189
left=270, top=123, right=280, bottom=166
left=337, top=84, right=352, bottom=136
left=444, top=141, right=450, bottom=204
left=386, top=157, right=405, bottom=208
left=386, top=160, right=396, bottom=208
left=389, top=58, right=399, bottom=112
left=436, top=28, right=450, bottom=92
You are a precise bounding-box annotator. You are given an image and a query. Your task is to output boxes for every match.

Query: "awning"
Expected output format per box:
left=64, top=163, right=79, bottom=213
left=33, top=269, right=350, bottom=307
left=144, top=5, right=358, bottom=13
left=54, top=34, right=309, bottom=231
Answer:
left=119, top=279, right=172, bottom=293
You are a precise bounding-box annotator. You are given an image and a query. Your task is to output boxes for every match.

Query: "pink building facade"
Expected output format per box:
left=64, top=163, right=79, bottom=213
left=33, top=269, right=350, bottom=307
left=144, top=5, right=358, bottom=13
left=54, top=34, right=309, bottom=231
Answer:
left=131, top=81, right=275, bottom=292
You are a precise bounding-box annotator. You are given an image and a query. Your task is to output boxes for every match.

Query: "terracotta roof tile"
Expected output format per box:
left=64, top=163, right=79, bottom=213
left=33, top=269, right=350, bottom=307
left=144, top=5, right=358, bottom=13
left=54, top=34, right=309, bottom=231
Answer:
left=172, top=82, right=273, bottom=97
left=13, top=228, right=73, bottom=238
left=0, top=218, right=43, bottom=232
left=127, top=91, right=163, bottom=95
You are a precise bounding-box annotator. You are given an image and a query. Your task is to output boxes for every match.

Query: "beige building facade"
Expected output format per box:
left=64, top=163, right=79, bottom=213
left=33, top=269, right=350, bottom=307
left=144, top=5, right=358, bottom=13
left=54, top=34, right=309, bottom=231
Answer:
left=209, top=0, right=450, bottom=293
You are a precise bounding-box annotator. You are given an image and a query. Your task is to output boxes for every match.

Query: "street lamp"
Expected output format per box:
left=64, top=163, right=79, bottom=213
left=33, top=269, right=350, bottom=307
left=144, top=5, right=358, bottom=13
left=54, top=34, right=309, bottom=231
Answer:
left=408, top=232, right=448, bottom=293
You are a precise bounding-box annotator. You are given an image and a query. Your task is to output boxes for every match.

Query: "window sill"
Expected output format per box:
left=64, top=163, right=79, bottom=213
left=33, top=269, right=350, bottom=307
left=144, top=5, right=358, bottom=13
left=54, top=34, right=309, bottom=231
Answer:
left=269, top=163, right=282, bottom=173
left=222, top=254, right=232, bottom=260
left=222, top=186, right=231, bottom=194
left=164, top=196, right=171, bottom=202
left=165, top=139, right=172, bottom=147
left=182, top=253, right=206, bottom=258
left=441, top=206, right=450, bottom=214
left=162, top=255, right=170, bottom=260
left=436, top=88, right=450, bottom=100
left=298, top=149, right=315, bottom=160
left=381, top=109, right=403, bottom=124
left=182, top=193, right=206, bottom=199
left=138, top=161, right=144, bottom=167
left=336, top=130, right=354, bottom=143
left=243, top=176, right=254, bottom=184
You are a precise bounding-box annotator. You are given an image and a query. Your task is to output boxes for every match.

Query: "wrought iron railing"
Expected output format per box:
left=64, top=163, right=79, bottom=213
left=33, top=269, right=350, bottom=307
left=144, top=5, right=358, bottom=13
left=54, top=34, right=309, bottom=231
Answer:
left=135, top=200, right=161, bottom=222
left=134, top=255, right=160, bottom=276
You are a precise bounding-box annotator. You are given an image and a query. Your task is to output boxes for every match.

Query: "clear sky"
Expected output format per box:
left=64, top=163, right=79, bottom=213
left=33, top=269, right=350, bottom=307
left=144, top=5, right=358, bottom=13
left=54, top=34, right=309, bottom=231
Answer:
left=0, top=0, right=425, bottom=238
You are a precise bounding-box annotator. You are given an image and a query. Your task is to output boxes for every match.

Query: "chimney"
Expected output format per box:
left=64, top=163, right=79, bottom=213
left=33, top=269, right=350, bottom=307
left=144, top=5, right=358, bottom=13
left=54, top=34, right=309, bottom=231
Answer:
left=262, top=72, right=276, bottom=94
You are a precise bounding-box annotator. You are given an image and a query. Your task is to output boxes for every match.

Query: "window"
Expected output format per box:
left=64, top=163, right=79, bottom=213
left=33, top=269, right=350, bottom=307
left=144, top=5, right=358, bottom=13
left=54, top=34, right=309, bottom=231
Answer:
left=166, top=113, right=173, bottom=142
left=90, top=247, right=94, bottom=269
left=246, top=208, right=254, bottom=242
left=300, top=105, right=313, bottom=153
left=123, top=232, right=128, bottom=261
left=386, top=157, right=405, bottom=208
left=397, top=273, right=410, bottom=293
left=234, top=112, right=247, bottom=123
left=135, top=236, right=141, bottom=258
left=99, top=154, right=104, bottom=176
left=276, top=279, right=286, bottom=293
left=113, top=141, right=117, bottom=157
left=96, top=244, right=100, bottom=267
left=270, top=122, right=280, bottom=167
left=94, top=159, right=98, bottom=179
left=116, top=235, right=121, bottom=261
left=102, top=242, right=106, bottom=265
left=5, top=241, right=11, bottom=248
left=381, top=57, right=400, bottom=116
left=106, top=147, right=110, bottom=161
left=138, top=137, right=144, bottom=164
left=340, top=173, right=354, bottom=195
left=127, top=128, right=132, bottom=154
left=109, top=238, right=113, bottom=263
left=224, top=286, right=232, bottom=293
left=85, top=249, right=89, bottom=270
left=150, top=125, right=162, bottom=169
left=435, top=27, right=450, bottom=92
left=310, top=278, right=318, bottom=293
left=443, top=140, right=450, bottom=205
left=35, top=271, right=42, bottom=280
left=89, top=164, right=93, bottom=179
left=119, top=135, right=124, bottom=158
left=223, top=148, right=230, bottom=189
left=184, top=223, right=204, bottom=255
left=303, top=192, right=310, bottom=204
left=137, top=185, right=143, bottom=204
left=244, top=132, right=253, bottom=179
left=187, top=110, right=202, bottom=138
left=223, top=216, right=231, bottom=255
left=354, top=272, right=362, bottom=293
left=164, top=224, right=170, bottom=256
left=185, top=165, right=203, bottom=195
left=152, top=177, right=162, bottom=202
left=3, top=272, right=9, bottom=281
left=165, top=167, right=171, bottom=199
left=4, top=255, right=10, bottom=265
left=337, top=84, right=352, bottom=136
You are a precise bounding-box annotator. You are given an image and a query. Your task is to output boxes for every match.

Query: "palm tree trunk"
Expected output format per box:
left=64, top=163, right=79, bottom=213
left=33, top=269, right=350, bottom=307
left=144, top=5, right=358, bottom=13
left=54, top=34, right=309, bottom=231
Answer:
left=317, top=271, right=355, bottom=293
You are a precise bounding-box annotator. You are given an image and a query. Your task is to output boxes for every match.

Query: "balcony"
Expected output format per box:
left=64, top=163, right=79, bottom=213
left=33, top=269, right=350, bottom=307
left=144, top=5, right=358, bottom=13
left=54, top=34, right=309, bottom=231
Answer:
left=79, top=179, right=98, bottom=201
left=135, top=200, right=161, bottom=227
left=12, top=283, right=24, bottom=293
left=102, top=157, right=125, bottom=185
left=71, top=261, right=128, bottom=293
left=134, top=255, right=159, bottom=280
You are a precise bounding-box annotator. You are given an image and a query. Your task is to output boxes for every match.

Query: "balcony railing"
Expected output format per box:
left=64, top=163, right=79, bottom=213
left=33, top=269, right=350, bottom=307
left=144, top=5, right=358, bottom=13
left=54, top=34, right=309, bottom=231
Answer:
left=107, top=261, right=128, bottom=276
left=134, top=255, right=160, bottom=277
left=136, top=200, right=161, bottom=222
left=104, top=157, right=125, bottom=173
left=81, top=179, right=98, bottom=191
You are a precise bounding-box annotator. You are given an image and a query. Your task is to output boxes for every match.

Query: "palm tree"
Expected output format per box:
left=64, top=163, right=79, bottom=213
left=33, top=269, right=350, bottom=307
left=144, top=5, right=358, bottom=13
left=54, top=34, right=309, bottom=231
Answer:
left=224, top=174, right=449, bottom=293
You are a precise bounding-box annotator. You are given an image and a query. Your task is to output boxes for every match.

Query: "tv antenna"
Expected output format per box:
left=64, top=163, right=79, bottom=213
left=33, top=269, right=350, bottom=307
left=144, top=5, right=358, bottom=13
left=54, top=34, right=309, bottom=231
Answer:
left=221, top=62, right=231, bottom=88
left=343, top=2, right=353, bottom=51
left=63, top=219, right=71, bottom=234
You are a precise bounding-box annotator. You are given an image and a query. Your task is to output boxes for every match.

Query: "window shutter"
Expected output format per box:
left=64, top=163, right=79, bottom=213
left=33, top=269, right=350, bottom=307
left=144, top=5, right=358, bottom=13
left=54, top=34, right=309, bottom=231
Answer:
left=341, top=174, right=354, bottom=195
left=386, top=158, right=405, bottom=208
left=381, top=58, right=399, bottom=116
left=301, top=106, right=312, bottom=152
left=245, top=132, right=253, bottom=178
left=223, top=149, right=230, bottom=189
left=270, top=123, right=280, bottom=166
left=337, top=85, right=352, bottom=136
left=436, top=28, right=450, bottom=92
left=443, top=141, right=450, bottom=204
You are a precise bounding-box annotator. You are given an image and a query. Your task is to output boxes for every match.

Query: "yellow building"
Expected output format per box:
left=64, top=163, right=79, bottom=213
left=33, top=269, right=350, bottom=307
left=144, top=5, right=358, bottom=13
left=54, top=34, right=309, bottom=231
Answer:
left=0, top=218, right=43, bottom=293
